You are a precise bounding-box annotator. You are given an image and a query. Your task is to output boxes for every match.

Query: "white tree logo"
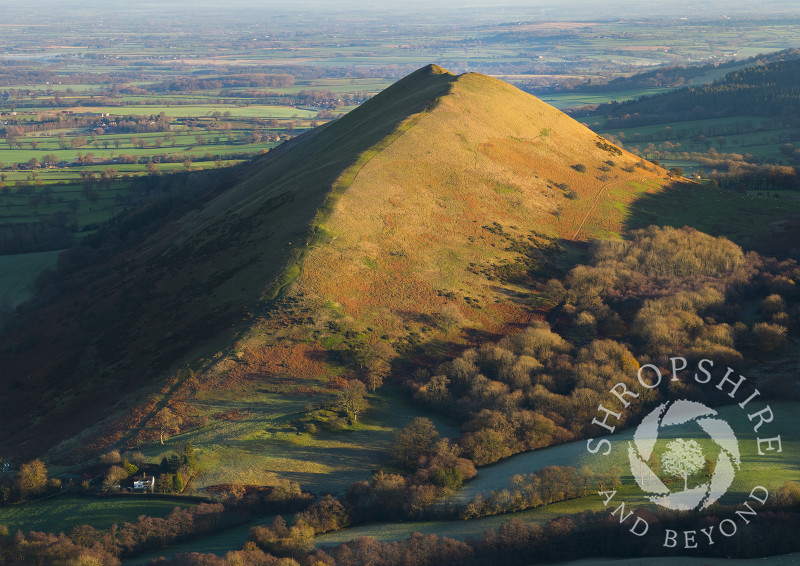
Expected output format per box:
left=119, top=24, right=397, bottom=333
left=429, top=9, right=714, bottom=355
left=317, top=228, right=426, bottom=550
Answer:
left=628, top=399, right=740, bottom=510
left=661, top=438, right=705, bottom=491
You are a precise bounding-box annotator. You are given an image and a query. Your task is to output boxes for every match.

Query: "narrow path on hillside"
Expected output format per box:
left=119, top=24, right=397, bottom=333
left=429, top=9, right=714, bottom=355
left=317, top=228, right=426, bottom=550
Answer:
left=571, top=181, right=612, bottom=240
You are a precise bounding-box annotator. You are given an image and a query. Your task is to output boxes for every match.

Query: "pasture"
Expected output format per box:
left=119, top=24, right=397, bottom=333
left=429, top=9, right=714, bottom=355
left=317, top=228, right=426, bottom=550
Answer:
left=0, top=179, right=137, bottom=229
left=315, top=497, right=604, bottom=546
left=148, top=386, right=460, bottom=494
left=542, top=88, right=667, bottom=110
left=0, top=495, right=196, bottom=533
left=59, top=105, right=318, bottom=119
left=122, top=519, right=265, bottom=565
left=623, top=182, right=800, bottom=246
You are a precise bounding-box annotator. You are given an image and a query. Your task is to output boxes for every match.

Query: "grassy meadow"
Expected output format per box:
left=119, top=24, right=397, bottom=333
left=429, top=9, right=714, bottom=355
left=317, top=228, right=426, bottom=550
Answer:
left=121, top=517, right=273, bottom=565
left=0, top=495, right=196, bottom=534
left=542, top=89, right=667, bottom=110
left=623, top=182, right=800, bottom=246
left=147, top=386, right=459, bottom=493
left=315, top=496, right=602, bottom=546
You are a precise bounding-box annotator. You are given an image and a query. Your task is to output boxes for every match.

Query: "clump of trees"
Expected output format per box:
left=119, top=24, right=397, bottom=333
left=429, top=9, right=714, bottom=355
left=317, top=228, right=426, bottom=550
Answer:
left=463, top=465, right=621, bottom=519
left=408, top=226, right=799, bottom=467
left=408, top=324, right=626, bottom=465
left=0, top=459, right=61, bottom=504
left=156, top=443, right=198, bottom=493
left=297, top=495, right=352, bottom=534
left=336, top=381, right=369, bottom=424
left=249, top=516, right=315, bottom=557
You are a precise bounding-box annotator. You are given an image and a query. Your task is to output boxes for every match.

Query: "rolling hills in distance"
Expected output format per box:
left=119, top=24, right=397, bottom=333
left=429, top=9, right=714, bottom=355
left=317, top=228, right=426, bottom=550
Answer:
left=573, top=49, right=800, bottom=201
left=585, top=51, right=800, bottom=126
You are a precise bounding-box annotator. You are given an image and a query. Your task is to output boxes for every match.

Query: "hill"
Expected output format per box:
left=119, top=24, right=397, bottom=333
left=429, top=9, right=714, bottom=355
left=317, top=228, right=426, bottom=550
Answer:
left=575, top=48, right=800, bottom=94
left=577, top=52, right=800, bottom=190
left=589, top=53, right=800, bottom=128
left=0, top=64, right=673, bottom=465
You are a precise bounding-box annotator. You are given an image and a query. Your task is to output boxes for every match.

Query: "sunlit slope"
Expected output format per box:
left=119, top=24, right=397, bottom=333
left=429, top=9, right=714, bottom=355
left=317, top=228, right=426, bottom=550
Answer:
left=295, top=70, right=670, bottom=332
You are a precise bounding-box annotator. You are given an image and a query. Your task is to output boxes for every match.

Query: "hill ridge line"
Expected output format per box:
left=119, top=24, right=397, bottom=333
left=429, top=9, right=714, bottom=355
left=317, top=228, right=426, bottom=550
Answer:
left=263, top=80, right=458, bottom=302
left=327, top=79, right=457, bottom=200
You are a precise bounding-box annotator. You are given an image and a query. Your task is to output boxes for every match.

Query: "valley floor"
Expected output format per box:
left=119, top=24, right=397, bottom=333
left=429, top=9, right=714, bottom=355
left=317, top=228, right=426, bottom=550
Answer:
left=106, top=399, right=800, bottom=563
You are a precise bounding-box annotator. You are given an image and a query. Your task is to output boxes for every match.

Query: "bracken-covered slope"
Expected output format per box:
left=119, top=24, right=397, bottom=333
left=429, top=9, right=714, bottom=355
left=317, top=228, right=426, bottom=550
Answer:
left=294, top=69, right=671, bottom=331
left=0, top=65, right=671, bottom=462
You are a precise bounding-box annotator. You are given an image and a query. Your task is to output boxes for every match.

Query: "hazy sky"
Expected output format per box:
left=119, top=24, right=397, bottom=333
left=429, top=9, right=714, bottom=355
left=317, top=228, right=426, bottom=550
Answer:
left=5, top=0, right=800, bottom=22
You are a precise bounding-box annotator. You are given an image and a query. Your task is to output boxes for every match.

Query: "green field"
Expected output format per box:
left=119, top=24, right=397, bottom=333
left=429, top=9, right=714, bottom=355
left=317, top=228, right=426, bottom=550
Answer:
left=0, top=130, right=283, bottom=167
left=0, top=495, right=196, bottom=533
left=316, top=400, right=799, bottom=546
left=146, top=386, right=460, bottom=494
left=315, top=497, right=603, bottom=547
left=54, top=105, right=318, bottom=119
left=122, top=515, right=276, bottom=566
left=542, top=88, right=668, bottom=110
left=0, top=179, right=135, bottom=228
left=0, top=249, right=63, bottom=307
left=623, top=182, right=800, bottom=246
left=266, top=78, right=392, bottom=95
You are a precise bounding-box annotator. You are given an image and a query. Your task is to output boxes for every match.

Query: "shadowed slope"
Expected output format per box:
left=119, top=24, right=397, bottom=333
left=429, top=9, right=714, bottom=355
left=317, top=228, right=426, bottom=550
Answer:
left=0, top=65, right=457, bottom=459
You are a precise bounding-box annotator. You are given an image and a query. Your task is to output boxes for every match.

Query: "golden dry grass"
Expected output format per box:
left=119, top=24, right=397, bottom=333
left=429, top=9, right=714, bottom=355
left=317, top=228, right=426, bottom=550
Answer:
left=295, top=69, right=669, bottom=337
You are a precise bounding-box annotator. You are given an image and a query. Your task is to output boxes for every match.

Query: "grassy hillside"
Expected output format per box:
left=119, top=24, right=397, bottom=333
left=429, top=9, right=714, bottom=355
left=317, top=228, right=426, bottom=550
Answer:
left=141, top=69, right=676, bottom=489
left=0, top=64, right=673, bottom=475
left=0, top=64, right=458, bottom=461
left=295, top=70, right=670, bottom=335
